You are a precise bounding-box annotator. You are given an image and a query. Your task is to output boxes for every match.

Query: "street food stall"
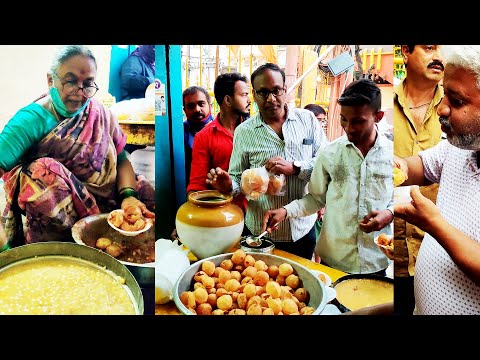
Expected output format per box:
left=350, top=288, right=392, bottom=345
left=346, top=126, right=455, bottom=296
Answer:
left=155, top=246, right=348, bottom=315
left=155, top=190, right=393, bottom=316
left=109, top=96, right=155, bottom=147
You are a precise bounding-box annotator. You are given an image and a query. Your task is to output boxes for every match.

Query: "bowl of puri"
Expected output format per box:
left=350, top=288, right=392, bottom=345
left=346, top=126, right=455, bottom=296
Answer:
left=0, top=242, right=143, bottom=315
left=107, top=206, right=153, bottom=237
left=331, top=274, right=394, bottom=313
left=72, top=211, right=155, bottom=288
left=173, top=250, right=327, bottom=315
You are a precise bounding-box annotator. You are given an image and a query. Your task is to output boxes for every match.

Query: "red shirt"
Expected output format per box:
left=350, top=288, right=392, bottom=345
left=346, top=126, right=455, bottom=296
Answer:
left=187, top=114, right=246, bottom=213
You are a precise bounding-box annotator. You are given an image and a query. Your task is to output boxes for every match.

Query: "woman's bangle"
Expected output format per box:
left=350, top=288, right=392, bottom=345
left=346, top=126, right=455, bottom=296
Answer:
left=119, top=186, right=135, bottom=193
left=0, top=243, right=10, bottom=253
left=119, top=187, right=138, bottom=200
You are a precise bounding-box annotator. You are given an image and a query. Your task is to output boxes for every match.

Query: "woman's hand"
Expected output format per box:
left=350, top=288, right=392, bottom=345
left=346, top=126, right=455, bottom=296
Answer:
left=121, top=196, right=155, bottom=219
left=0, top=221, right=7, bottom=249
left=206, top=167, right=232, bottom=193
left=358, top=209, right=394, bottom=233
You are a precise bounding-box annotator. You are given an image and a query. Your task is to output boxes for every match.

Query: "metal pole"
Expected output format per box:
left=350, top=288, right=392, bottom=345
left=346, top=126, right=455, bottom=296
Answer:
left=249, top=45, right=253, bottom=93
left=185, top=45, right=190, bottom=87
left=215, top=45, right=219, bottom=80
left=238, top=48, right=242, bottom=73
left=228, top=46, right=231, bottom=72
left=286, top=45, right=336, bottom=95
left=200, top=45, right=203, bottom=87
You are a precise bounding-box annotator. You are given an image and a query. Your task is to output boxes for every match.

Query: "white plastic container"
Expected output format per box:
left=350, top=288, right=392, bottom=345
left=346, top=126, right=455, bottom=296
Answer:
left=155, top=239, right=191, bottom=305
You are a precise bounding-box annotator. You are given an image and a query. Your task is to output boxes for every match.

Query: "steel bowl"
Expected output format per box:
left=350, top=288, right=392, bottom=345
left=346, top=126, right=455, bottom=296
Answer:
left=239, top=236, right=275, bottom=254
left=0, top=242, right=144, bottom=314
left=331, top=274, right=394, bottom=313
left=71, top=213, right=154, bottom=288
left=173, top=252, right=327, bottom=315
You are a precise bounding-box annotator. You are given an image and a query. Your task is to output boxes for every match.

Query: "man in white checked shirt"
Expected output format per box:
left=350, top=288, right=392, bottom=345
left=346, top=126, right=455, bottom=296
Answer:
left=263, top=79, right=394, bottom=275
left=207, top=63, right=328, bottom=260
left=395, top=45, right=480, bottom=315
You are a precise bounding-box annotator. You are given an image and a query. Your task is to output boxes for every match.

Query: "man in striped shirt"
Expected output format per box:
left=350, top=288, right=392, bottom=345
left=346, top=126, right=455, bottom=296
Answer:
left=263, top=79, right=394, bottom=274
left=207, top=63, right=328, bottom=260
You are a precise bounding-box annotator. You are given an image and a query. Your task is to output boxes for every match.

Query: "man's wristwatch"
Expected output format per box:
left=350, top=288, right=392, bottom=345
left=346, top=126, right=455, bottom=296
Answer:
left=293, top=161, right=301, bottom=175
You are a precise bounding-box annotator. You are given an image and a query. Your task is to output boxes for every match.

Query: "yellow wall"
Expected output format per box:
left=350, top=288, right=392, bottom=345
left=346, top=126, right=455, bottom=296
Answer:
left=0, top=45, right=111, bottom=131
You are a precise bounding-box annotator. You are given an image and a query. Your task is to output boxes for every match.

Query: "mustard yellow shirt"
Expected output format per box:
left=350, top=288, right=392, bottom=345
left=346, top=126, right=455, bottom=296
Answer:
left=394, top=79, right=444, bottom=157
left=393, top=79, right=443, bottom=277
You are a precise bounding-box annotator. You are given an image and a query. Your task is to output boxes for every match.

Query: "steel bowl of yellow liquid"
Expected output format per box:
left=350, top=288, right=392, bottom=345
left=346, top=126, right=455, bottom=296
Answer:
left=331, top=274, right=394, bottom=313
left=0, top=242, right=144, bottom=315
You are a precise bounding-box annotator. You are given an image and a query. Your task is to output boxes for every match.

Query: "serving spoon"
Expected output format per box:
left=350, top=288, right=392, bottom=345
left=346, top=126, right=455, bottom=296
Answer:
left=245, top=222, right=280, bottom=247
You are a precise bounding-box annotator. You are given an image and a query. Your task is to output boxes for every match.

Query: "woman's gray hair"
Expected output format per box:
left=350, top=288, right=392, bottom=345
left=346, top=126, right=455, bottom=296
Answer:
left=49, top=45, right=97, bottom=75
left=441, top=45, right=480, bottom=89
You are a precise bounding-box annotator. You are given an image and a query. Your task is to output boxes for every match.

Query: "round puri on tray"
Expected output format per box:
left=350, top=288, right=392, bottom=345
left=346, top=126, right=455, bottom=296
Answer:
left=173, top=251, right=327, bottom=315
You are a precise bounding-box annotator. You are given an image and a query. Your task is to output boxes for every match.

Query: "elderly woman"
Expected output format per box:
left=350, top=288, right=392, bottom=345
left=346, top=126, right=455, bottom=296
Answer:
left=0, top=45, right=155, bottom=247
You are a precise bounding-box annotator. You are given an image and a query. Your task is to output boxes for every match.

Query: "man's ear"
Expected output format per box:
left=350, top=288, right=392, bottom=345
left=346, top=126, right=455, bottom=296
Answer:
left=401, top=45, right=410, bottom=65
left=376, top=111, right=385, bottom=122
left=225, top=95, right=231, bottom=106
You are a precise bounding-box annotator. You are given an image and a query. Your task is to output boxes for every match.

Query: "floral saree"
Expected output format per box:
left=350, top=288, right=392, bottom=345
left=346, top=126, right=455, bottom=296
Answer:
left=1, top=97, right=154, bottom=245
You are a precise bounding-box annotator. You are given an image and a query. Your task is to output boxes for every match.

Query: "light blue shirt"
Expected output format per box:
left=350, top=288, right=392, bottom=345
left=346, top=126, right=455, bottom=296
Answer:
left=229, top=107, right=328, bottom=242
left=284, top=132, right=393, bottom=273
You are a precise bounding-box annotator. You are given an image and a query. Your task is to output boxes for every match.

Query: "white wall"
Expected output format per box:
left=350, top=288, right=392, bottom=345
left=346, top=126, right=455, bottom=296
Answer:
left=0, top=45, right=111, bottom=131
left=380, top=85, right=394, bottom=125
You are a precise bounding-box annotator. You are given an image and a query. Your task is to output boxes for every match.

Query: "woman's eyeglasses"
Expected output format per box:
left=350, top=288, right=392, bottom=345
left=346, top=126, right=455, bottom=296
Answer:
left=52, top=72, right=99, bottom=98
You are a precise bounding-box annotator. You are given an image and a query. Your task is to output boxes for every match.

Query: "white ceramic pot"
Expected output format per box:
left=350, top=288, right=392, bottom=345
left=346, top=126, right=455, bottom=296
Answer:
left=175, top=190, right=244, bottom=260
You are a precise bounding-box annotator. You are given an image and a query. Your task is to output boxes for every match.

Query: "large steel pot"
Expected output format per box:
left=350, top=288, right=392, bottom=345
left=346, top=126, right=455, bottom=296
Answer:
left=173, top=252, right=327, bottom=315
left=0, top=242, right=144, bottom=314
left=71, top=213, right=154, bottom=288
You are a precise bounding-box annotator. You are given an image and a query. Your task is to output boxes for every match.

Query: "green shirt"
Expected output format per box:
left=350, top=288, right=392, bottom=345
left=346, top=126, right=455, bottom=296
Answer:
left=284, top=133, right=393, bottom=274
left=0, top=103, right=58, bottom=171
left=0, top=103, right=128, bottom=171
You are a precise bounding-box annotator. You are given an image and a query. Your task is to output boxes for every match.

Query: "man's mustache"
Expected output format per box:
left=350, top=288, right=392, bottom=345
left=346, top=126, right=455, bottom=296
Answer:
left=428, top=60, right=444, bottom=71
left=439, top=116, right=452, bottom=130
